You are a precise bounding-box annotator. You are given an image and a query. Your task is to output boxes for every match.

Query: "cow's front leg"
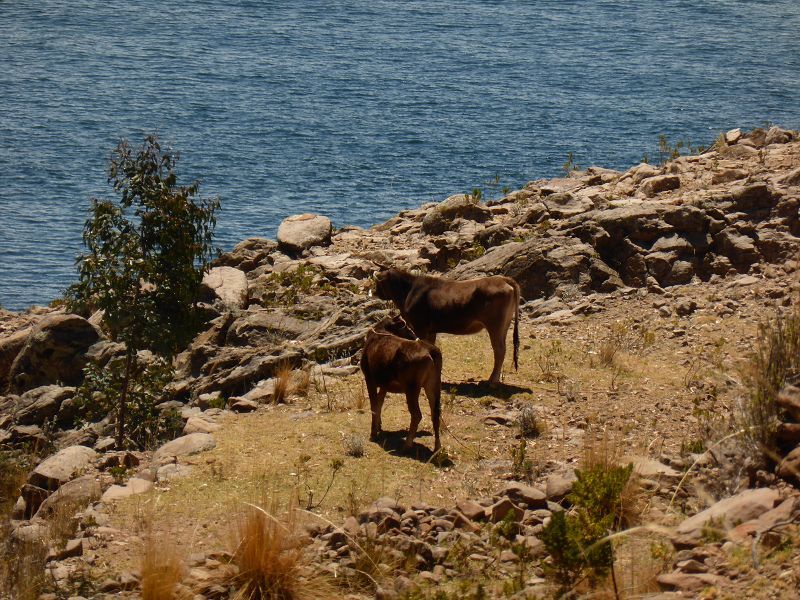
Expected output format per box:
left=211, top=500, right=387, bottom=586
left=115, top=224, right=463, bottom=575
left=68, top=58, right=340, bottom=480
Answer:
left=404, top=385, right=423, bottom=451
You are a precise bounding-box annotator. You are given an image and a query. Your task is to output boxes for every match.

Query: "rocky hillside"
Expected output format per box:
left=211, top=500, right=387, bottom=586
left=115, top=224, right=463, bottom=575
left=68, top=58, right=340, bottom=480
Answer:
left=1, top=125, right=799, bottom=599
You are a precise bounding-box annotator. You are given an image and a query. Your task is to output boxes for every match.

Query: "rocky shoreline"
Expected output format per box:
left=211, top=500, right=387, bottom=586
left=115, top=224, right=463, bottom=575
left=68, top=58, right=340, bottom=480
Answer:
left=1, top=125, right=800, bottom=598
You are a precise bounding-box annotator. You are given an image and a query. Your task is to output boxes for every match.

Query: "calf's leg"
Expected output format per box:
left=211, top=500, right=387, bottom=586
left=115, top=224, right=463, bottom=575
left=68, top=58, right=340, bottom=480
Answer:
left=423, top=374, right=442, bottom=453
left=404, top=385, right=423, bottom=451
left=368, top=384, right=386, bottom=441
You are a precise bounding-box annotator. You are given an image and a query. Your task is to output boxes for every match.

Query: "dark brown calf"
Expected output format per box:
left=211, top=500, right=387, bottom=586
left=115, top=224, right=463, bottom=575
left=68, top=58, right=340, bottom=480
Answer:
left=360, top=315, right=442, bottom=453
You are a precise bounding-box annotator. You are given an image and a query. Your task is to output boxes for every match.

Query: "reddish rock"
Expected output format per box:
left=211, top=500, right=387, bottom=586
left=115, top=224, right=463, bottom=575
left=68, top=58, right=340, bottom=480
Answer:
left=489, top=498, right=524, bottom=523
left=673, top=487, right=781, bottom=547
left=657, top=572, right=725, bottom=591
left=501, top=482, right=548, bottom=509
left=456, top=499, right=487, bottom=521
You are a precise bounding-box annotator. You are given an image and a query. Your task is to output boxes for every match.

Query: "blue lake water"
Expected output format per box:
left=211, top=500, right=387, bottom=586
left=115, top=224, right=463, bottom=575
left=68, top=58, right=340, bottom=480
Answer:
left=1, top=1, right=799, bottom=310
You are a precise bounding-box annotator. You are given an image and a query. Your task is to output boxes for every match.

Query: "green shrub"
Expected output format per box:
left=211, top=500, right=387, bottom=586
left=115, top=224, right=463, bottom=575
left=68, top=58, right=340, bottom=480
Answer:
left=73, top=355, right=182, bottom=450
left=541, top=462, right=635, bottom=595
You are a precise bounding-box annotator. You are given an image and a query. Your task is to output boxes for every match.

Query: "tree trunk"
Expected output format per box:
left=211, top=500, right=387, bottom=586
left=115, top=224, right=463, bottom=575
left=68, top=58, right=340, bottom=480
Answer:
left=117, top=349, right=135, bottom=449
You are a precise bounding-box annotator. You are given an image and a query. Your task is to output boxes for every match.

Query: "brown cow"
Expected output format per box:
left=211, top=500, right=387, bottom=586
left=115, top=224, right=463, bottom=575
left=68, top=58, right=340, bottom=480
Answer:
left=374, top=268, right=520, bottom=383
left=360, top=315, right=442, bottom=453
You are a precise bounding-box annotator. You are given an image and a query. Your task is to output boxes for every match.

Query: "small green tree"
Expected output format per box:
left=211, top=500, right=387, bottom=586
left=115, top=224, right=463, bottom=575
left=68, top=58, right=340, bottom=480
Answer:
left=68, top=135, right=219, bottom=448
left=540, top=462, right=634, bottom=596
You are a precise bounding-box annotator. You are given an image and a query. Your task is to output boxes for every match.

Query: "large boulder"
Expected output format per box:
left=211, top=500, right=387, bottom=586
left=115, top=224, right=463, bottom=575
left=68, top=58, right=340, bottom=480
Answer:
left=28, top=445, right=97, bottom=491
left=641, top=175, right=680, bottom=197
left=226, top=310, right=319, bottom=346
left=421, top=194, right=490, bottom=235
left=277, top=214, right=332, bottom=254
left=714, top=228, right=760, bottom=267
left=13, top=385, right=75, bottom=426
left=451, top=235, right=623, bottom=300
left=153, top=432, right=216, bottom=462
left=214, top=237, right=277, bottom=272
left=34, top=474, right=101, bottom=518
left=200, top=266, right=249, bottom=310
left=731, top=183, right=777, bottom=212
left=7, top=314, right=99, bottom=394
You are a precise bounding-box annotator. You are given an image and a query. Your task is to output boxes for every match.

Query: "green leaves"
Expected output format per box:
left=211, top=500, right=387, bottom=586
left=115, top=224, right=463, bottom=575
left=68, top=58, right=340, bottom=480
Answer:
left=541, top=462, right=634, bottom=595
left=73, top=354, right=181, bottom=450
left=67, top=135, right=219, bottom=447
left=68, top=135, right=219, bottom=357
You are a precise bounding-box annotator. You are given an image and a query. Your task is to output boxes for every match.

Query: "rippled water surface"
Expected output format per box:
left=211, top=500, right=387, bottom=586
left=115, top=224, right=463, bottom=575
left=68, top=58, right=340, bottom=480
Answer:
left=2, top=1, right=799, bottom=309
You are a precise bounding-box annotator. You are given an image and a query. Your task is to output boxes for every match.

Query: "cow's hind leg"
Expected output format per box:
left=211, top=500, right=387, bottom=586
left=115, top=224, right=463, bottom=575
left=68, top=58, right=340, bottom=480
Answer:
left=487, top=324, right=508, bottom=383
left=403, top=385, right=423, bottom=452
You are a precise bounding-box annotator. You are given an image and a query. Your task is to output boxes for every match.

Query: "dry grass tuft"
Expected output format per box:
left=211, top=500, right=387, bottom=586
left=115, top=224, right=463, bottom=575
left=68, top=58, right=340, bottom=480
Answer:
left=0, top=453, right=29, bottom=518
left=353, top=382, right=367, bottom=412
left=293, top=369, right=311, bottom=398
left=273, top=363, right=292, bottom=404
left=0, top=534, right=48, bottom=600
left=738, top=304, right=800, bottom=465
left=581, top=433, right=644, bottom=530
left=518, top=405, right=542, bottom=438
left=598, top=322, right=626, bottom=367
left=230, top=496, right=333, bottom=600
left=140, top=534, right=185, bottom=600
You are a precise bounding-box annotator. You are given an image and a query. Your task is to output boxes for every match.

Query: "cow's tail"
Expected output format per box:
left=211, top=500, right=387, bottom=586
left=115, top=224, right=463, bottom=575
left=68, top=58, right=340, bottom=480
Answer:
left=512, top=279, right=520, bottom=371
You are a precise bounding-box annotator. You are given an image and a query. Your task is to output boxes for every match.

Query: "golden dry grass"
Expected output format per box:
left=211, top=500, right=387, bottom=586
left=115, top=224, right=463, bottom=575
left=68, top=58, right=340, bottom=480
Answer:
left=273, top=363, right=292, bottom=404
left=140, top=534, right=185, bottom=600
left=229, top=496, right=337, bottom=600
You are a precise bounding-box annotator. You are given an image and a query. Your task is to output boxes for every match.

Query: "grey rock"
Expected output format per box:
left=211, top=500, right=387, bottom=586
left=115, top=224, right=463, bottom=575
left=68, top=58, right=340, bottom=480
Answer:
left=14, top=385, right=75, bottom=426
left=641, top=175, right=680, bottom=197
left=153, top=433, right=216, bottom=462
left=421, top=194, right=490, bottom=235
left=35, top=474, right=101, bottom=519
left=277, top=214, right=332, bottom=253
left=29, top=445, right=97, bottom=491
left=200, top=266, right=249, bottom=309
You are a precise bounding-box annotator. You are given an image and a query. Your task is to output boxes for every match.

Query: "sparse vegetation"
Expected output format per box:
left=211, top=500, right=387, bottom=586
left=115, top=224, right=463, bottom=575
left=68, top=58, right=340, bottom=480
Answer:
left=73, top=354, right=182, bottom=450
left=541, top=437, right=639, bottom=596
left=737, top=304, right=800, bottom=465
left=562, top=151, right=580, bottom=175
left=510, top=437, right=534, bottom=483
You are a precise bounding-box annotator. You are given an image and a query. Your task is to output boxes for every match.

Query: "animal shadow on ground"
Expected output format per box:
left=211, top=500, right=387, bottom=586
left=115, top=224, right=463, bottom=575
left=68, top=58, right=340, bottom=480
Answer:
left=378, top=429, right=451, bottom=465
left=446, top=380, right=532, bottom=400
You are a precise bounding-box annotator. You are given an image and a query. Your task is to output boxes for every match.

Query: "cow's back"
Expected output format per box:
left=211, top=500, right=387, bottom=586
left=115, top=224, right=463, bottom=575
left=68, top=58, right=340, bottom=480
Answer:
left=407, top=276, right=516, bottom=335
